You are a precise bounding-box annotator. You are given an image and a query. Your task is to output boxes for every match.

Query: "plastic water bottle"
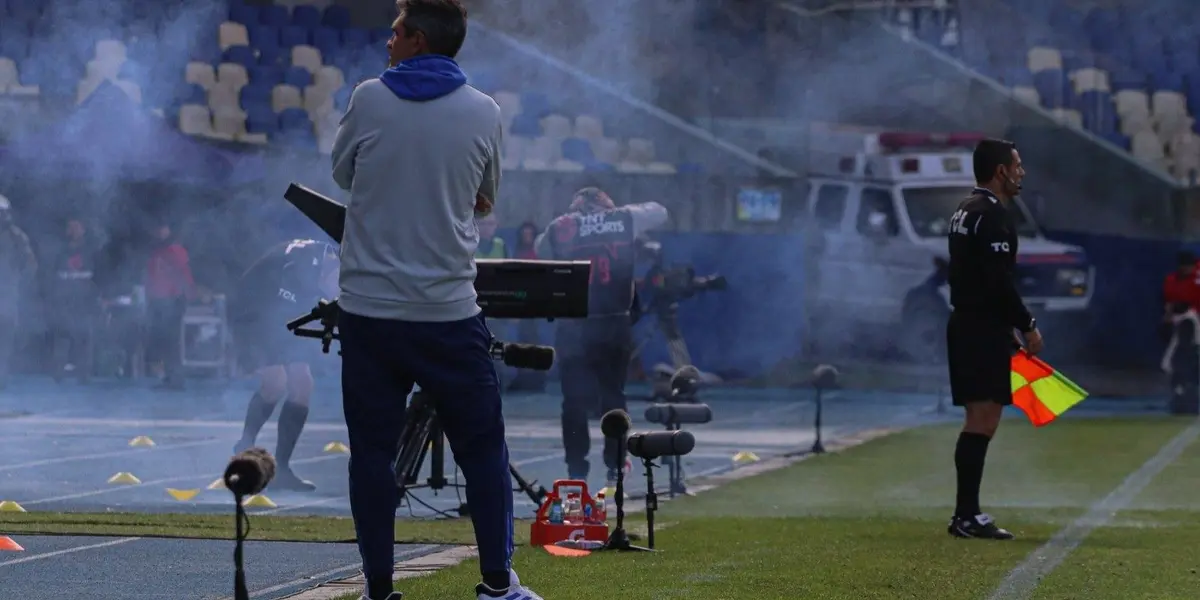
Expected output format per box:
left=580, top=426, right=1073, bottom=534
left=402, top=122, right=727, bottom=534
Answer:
left=564, top=494, right=581, bottom=522
left=548, top=498, right=564, bottom=524
left=583, top=500, right=594, bottom=522
left=596, top=490, right=608, bottom=521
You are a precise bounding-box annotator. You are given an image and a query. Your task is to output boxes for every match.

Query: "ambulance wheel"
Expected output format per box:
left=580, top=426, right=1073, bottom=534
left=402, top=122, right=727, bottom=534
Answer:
left=900, top=292, right=948, bottom=364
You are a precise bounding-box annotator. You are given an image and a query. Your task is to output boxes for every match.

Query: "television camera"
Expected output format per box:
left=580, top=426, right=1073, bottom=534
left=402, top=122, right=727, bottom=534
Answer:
left=633, top=238, right=728, bottom=375
left=280, top=183, right=590, bottom=511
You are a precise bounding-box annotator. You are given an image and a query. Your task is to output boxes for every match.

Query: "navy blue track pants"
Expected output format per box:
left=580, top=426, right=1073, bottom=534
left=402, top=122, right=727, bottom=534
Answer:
left=339, top=310, right=514, bottom=585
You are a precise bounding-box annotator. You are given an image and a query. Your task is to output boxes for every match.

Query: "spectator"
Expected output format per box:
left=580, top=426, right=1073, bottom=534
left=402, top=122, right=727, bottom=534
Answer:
left=1163, top=250, right=1200, bottom=316
left=48, top=218, right=101, bottom=383
left=144, top=221, right=194, bottom=390
left=474, top=213, right=507, bottom=259
left=0, top=194, right=36, bottom=389
left=513, top=221, right=538, bottom=259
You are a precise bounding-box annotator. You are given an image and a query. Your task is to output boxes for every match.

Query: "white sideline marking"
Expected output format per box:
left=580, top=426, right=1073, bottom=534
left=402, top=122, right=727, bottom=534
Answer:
left=0, top=537, right=141, bottom=568
left=0, top=438, right=227, bottom=473
left=988, top=417, right=1200, bottom=600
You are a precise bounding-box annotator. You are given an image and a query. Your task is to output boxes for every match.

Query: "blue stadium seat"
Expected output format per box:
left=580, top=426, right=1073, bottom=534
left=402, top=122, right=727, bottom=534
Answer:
left=311, top=27, right=340, bottom=57
left=322, top=6, right=351, bottom=29
left=584, top=162, right=615, bottom=173
left=520, top=92, right=551, bottom=118
left=249, top=25, right=281, bottom=50
left=250, top=64, right=283, bottom=85
left=261, top=5, right=289, bottom=27
left=341, top=28, right=369, bottom=51
left=257, top=44, right=284, bottom=65
left=292, top=5, right=321, bottom=29
left=333, top=86, right=352, bottom=111
left=370, top=28, right=392, bottom=44
left=280, top=25, right=308, bottom=48
left=223, top=45, right=256, bottom=69
left=279, top=107, right=310, bottom=130
left=239, top=83, right=273, bottom=109
left=183, top=83, right=207, bottom=104
left=1101, top=131, right=1130, bottom=150
left=509, top=114, right=541, bottom=137
left=0, top=34, right=28, bottom=60
left=278, top=127, right=318, bottom=149
left=229, top=3, right=259, bottom=26
left=245, top=106, right=278, bottom=135
left=1153, top=71, right=1185, bottom=92
left=283, top=66, right=312, bottom=88
left=561, top=138, right=594, bottom=163
left=1032, top=70, right=1065, bottom=109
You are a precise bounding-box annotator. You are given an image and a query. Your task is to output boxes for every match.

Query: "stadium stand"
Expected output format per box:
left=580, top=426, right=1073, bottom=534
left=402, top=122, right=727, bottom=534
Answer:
left=951, top=0, right=1200, bottom=184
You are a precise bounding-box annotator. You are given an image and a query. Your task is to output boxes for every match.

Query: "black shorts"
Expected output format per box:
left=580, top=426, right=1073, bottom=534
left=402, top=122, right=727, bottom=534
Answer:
left=237, top=326, right=324, bottom=371
left=946, top=312, right=1014, bottom=406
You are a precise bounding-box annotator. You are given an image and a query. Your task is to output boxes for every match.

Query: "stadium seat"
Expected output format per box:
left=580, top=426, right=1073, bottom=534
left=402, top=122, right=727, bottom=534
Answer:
left=250, top=64, right=284, bottom=86
left=291, top=45, right=322, bottom=74
left=493, top=91, right=521, bottom=121
left=0, top=35, right=28, bottom=62
left=1050, top=108, right=1083, bottom=129
left=249, top=25, right=281, bottom=51
left=1012, top=85, right=1041, bottom=105
left=244, top=105, right=277, bottom=139
left=322, top=6, right=351, bottom=29
left=219, top=22, right=250, bottom=51
left=1027, top=46, right=1063, bottom=72
left=311, top=27, right=340, bottom=58
left=280, top=25, right=308, bottom=49
left=179, top=104, right=214, bottom=137
left=239, top=82, right=272, bottom=111
left=312, top=65, right=345, bottom=93
left=216, top=63, right=249, bottom=90
left=262, top=5, right=290, bottom=27
left=572, top=115, right=604, bottom=140
left=1131, top=128, right=1167, bottom=167
left=85, top=58, right=122, bottom=81
left=229, top=3, right=260, bottom=26
left=501, top=136, right=527, bottom=170
left=1070, top=67, right=1111, bottom=93
left=292, top=5, right=321, bottom=28
left=210, top=110, right=244, bottom=141
left=1152, top=90, right=1189, bottom=130
left=223, top=45, right=256, bottom=69
left=272, top=83, right=303, bottom=112
left=341, top=28, right=369, bottom=51
left=591, top=138, right=622, bottom=164
left=561, top=138, right=594, bottom=163
left=522, top=136, right=561, bottom=170
left=257, top=44, right=284, bottom=66
left=540, top=114, right=572, bottom=139
left=181, top=83, right=208, bottom=105
left=208, top=83, right=242, bottom=117
left=625, top=138, right=657, bottom=164
left=303, top=85, right=333, bottom=118
left=283, top=66, right=312, bottom=88
left=0, top=58, right=17, bottom=93
left=94, top=39, right=126, bottom=64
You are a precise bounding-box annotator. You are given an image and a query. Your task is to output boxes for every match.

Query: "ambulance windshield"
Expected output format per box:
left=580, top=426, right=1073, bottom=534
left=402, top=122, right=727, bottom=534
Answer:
left=903, top=187, right=1040, bottom=238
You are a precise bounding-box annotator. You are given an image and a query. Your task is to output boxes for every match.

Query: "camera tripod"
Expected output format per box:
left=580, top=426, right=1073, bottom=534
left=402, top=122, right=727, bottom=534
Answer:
left=287, top=299, right=550, bottom=515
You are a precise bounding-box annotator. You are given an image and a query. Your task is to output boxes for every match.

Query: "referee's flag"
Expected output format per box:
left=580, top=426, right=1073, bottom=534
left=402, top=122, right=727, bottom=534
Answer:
left=1010, top=350, right=1089, bottom=426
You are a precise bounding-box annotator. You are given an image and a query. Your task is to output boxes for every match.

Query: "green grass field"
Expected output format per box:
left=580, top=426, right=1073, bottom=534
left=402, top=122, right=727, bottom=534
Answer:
left=6, top=416, right=1199, bottom=599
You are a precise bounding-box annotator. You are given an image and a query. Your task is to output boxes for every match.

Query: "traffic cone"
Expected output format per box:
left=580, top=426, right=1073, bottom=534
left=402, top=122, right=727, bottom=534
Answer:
left=242, top=495, right=277, bottom=508
left=128, top=436, right=156, bottom=447
left=107, top=472, right=141, bottom=485
left=207, top=478, right=225, bottom=490
left=166, top=489, right=200, bottom=502
left=0, top=501, right=26, bottom=513
left=0, top=536, right=23, bottom=551
left=732, top=451, right=760, bottom=464
left=323, top=441, right=350, bottom=453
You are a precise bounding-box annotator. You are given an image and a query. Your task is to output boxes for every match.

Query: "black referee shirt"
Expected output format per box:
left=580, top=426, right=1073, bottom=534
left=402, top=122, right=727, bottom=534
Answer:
left=946, top=187, right=1035, bottom=333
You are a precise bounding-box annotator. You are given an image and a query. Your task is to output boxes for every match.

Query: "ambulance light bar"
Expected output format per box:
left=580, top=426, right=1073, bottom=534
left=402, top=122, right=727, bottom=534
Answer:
left=876, top=131, right=985, bottom=152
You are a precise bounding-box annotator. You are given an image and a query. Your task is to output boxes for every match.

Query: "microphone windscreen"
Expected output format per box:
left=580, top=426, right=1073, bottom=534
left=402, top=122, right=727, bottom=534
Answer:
left=502, top=343, right=556, bottom=370
left=644, top=403, right=713, bottom=425
left=600, top=409, right=632, bottom=439
left=224, top=447, right=277, bottom=496
left=626, top=430, right=695, bottom=459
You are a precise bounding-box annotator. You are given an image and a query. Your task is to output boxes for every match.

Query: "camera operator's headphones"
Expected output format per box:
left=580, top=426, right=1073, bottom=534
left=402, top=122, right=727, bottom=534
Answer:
left=569, top=187, right=616, bottom=213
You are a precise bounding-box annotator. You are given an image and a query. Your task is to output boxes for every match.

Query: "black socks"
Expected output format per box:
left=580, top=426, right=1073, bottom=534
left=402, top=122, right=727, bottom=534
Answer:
left=366, top=579, right=394, bottom=600
left=240, top=392, right=277, bottom=445
left=276, top=401, right=309, bottom=467
left=954, top=431, right=992, bottom=518
left=481, top=571, right=511, bottom=595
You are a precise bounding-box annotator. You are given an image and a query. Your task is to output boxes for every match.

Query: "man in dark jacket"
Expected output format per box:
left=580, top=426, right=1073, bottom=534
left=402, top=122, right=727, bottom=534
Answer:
left=48, top=218, right=102, bottom=383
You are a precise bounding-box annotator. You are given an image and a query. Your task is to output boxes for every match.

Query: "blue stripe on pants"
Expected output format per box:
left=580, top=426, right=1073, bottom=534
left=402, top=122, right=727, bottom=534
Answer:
left=339, top=309, right=514, bottom=586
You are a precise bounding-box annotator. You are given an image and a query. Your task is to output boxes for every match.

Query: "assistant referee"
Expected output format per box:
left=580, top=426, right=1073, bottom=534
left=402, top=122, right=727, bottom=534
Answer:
left=945, top=138, right=1044, bottom=541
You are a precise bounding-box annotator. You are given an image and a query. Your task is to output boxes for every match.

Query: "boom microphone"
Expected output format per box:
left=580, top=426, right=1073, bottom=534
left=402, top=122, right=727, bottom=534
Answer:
left=627, top=430, right=695, bottom=459
left=500, top=343, right=556, bottom=370
left=224, top=448, right=277, bottom=497
left=600, top=409, right=632, bottom=439
left=645, top=403, right=712, bottom=425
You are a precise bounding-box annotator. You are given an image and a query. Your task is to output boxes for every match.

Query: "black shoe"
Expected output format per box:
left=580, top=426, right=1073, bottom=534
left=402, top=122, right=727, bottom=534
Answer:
left=948, top=513, right=1015, bottom=540
left=268, top=467, right=316, bottom=492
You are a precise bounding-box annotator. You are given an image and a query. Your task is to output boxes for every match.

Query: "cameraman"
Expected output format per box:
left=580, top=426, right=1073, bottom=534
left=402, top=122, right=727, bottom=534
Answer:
left=535, top=187, right=669, bottom=483
left=330, top=2, right=540, bottom=599
left=228, top=239, right=340, bottom=492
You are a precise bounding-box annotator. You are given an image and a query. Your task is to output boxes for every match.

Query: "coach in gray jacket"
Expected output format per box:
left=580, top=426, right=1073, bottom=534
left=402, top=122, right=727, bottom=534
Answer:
left=330, top=2, right=542, bottom=600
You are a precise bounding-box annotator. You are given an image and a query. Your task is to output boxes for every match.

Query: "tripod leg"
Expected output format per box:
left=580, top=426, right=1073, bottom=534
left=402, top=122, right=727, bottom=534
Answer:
left=509, top=463, right=548, bottom=505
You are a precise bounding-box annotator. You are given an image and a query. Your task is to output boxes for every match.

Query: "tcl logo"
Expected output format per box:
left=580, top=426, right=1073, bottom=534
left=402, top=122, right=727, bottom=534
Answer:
left=990, top=242, right=1010, bottom=253
left=278, top=288, right=296, bottom=302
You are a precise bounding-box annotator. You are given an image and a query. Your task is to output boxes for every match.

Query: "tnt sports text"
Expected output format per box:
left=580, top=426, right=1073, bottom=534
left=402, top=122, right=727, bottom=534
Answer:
left=578, top=213, right=626, bottom=237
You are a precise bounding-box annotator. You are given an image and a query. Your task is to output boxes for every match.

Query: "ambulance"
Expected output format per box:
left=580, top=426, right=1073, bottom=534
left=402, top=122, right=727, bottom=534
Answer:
left=801, top=125, right=1095, bottom=359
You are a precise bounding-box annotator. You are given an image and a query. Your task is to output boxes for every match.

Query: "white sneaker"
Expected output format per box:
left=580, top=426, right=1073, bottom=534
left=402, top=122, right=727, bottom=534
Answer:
left=475, top=570, right=544, bottom=600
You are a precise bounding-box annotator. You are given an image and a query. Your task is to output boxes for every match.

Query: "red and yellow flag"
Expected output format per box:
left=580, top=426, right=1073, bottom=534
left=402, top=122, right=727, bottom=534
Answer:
left=1010, top=351, right=1089, bottom=426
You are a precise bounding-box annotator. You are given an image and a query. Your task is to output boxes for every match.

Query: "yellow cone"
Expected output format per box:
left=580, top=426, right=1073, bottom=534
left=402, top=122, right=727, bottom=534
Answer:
left=107, top=472, right=141, bottom=485
left=732, top=451, right=760, bottom=464
left=128, top=436, right=156, bottom=447
left=323, top=441, right=350, bottom=454
left=166, top=489, right=200, bottom=502
left=207, top=478, right=226, bottom=490
left=0, top=501, right=26, bottom=513
left=242, top=495, right=277, bottom=508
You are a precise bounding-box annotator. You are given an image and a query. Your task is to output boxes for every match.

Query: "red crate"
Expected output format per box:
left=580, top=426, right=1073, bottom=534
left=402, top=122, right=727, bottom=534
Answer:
left=529, top=479, right=610, bottom=547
